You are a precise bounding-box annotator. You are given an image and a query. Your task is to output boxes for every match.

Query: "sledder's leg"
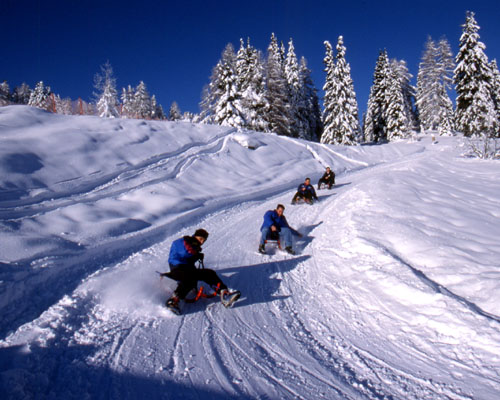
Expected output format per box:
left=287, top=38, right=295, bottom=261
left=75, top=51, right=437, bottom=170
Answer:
left=195, top=269, right=227, bottom=293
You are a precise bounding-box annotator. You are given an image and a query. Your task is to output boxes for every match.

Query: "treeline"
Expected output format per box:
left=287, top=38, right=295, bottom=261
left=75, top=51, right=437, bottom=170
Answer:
left=0, top=62, right=174, bottom=121
left=2, top=11, right=499, bottom=144
left=200, top=34, right=323, bottom=141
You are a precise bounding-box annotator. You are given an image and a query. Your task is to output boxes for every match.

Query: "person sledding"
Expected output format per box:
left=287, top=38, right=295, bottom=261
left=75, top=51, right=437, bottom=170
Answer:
left=162, top=229, right=240, bottom=314
left=317, top=166, right=335, bottom=190
left=258, top=204, right=301, bottom=255
left=291, top=177, right=318, bottom=205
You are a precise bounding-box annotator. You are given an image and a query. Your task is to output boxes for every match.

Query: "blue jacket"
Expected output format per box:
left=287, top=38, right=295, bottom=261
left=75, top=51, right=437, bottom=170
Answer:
left=297, top=183, right=317, bottom=198
left=168, top=236, right=202, bottom=268
left=260, top=210, right=290, bottom=232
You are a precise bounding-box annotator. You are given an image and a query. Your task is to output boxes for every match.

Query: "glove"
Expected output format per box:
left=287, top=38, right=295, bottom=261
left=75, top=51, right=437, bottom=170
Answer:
left=198, top=252, right=204, bottom=262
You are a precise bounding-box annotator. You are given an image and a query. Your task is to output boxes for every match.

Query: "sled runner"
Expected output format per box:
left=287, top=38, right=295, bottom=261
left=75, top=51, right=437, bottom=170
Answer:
left=158, top=260, right=241, bottom=312
left=291, top=197, right=315, bottom=205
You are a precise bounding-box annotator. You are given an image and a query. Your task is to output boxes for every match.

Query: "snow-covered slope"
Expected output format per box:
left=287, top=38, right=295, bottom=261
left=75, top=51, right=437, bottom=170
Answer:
left=1, top=106, right=499, bottom=399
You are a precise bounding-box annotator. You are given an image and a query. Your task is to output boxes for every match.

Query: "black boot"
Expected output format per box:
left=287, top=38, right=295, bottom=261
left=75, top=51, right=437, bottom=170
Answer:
left=258, top=244, right=266, bottom=254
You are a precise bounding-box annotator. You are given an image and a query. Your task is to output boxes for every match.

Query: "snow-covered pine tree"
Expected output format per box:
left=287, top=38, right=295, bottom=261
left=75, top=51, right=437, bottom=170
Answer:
left=416, top=37, right=455, bottom=135
left=54, top=95, right=73, bottom=115
left=12, top=83, right=31, bottom=105
left=436, top=38, right=456, bottom=135
left=201, top=43, right=245, bottom=127
left=134, top=81, right=152, bottom=119
left=299, top=57, right=322, bottom=141
left=364, top=50, right=390, bottom=143
left=392, top=59, right=417, bottom=132
left=28, top=81, right=52, bottom=111
left=121, top=85, right=135, bottom=118
left=490, top=60, right=500, bottom=137
left=321, top=40, right=336, bottom=143
left=235, top=38, right=268, bottom=132
left=321, top=36, right=361, bottom=145
left=454, top=11, right=497, bottom=136
left=169, top=101, right=182, bottom=121
left=416, top=37, right=439, bottom=132
left=284, top=38, right=302, bottom=138
left=386, top=60, right=410, bottom=141
left=265, top=33, right=292, bottom=136
left=151, top=95, right=165, bottom=120
left=0, top=81, right=10, bottom=105
left=94, top=61, right=119, bottom=118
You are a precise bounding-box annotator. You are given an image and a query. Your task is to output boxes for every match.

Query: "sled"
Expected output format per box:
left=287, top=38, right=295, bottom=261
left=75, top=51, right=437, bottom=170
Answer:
left=318, top=182, right=334, bottom=190
left=157, top=261, right=220, bottom=304
left=264, top=230, right=282, bottom=249
left=291, top=197, right=315, bottom=205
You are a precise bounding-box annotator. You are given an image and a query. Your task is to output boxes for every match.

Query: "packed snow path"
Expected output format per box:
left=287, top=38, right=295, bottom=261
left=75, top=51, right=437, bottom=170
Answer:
left=1, top=108, right=499, bottom=399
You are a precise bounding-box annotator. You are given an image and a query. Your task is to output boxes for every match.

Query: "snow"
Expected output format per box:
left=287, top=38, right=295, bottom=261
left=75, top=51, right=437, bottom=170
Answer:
left=1, top=105, right=500, bottom=399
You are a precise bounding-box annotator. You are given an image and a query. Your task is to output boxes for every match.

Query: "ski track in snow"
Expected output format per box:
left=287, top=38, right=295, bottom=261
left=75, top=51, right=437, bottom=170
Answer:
left=1, top=112, right=500, bottom=399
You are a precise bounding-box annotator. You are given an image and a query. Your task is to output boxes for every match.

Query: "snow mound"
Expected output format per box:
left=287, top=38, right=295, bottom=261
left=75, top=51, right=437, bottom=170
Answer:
left=231, top=132, right=264, bottom=149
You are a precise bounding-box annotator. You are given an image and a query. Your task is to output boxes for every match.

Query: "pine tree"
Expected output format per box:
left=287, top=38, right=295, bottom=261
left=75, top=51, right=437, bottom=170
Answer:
left=321, top=40, right=336, bottom=143
left=416, top=37, right=439, bottom=131
left=28, top=81, right=52, bottom=110
left=169, top=101, right=182, bottom=121
left=12, top=83, right=31, bottom=105
left=436, top=38, right=456, bottom=134
left=0, top=81, right=10, bottom=105
left=134, top=81, right=152, bottom=119
left=236, top=38, right=268, bottom=132
left=265, top=33, right=292, bottom=136
left=386, top=60, right=410, bottom=140
left=151, top=95, right=165, bottom=120
left=94, top=61, right=119, bottom=118
left=284, top=38, right=302, bottom=137
left=490, top=60, right=500, bottom=137
left=364, top=50, right=390, bottom=142
left=201, top=43, right=245, bottom=127
left=392, top=59, right=417, bottom=132
left=299, top=57, right=322, bottom=141
left=416, top=37, right=455, bottom=134
left=454, top=11, right=497, bottom=136
left=121, top=85, right=135, bottom=118
left=54, top=95, right=73, bottom=115
left=321, top=36, right=361, bottom=145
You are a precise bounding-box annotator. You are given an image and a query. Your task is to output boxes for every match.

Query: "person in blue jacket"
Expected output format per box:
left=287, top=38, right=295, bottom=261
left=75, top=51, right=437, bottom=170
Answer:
left=258, top=204, right=301, bottom=255
left=291, top=177, right=318, bottom=204
left=164, top=229, right=235, bottom=314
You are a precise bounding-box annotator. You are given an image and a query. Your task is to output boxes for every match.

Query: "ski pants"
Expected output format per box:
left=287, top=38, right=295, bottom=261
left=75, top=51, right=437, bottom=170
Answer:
left=318, top=175, right=335, bottom=189
left=260, top=226, right=292, bottom=248
left=292, top=190, right=314, bottom=203
left=167, top=264, right=227, bottom=299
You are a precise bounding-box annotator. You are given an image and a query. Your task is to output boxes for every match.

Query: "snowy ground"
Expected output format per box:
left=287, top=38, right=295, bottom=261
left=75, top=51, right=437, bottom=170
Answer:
left=1, top=106, right=499, bottom=399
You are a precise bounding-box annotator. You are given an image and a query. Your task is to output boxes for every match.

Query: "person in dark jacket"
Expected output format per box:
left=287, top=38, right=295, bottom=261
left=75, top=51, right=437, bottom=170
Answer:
left=317, top=167, right=335, bottom=190
left=258, top=204, right=301, bottom=255
left=291, top=178, right=318, bottom=204
left=164, top=229, right=233, bottom=314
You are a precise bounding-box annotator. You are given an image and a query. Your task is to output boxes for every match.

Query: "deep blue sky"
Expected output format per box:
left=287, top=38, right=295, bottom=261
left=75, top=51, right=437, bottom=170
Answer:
left=3, top=0, right=500, bottom=116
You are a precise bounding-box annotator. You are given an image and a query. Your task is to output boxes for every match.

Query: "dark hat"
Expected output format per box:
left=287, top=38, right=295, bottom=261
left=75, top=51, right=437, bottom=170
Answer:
left=194, top=228, right=209, bottom=240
